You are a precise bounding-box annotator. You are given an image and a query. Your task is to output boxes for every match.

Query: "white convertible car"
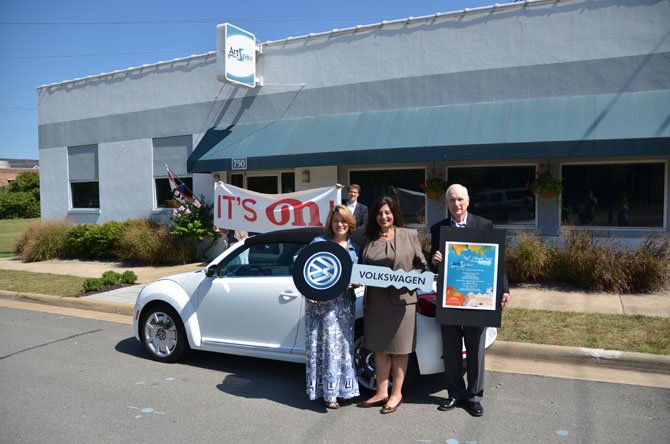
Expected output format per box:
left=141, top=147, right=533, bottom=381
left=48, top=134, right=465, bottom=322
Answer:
left=133, top=227, right=496, bottom=390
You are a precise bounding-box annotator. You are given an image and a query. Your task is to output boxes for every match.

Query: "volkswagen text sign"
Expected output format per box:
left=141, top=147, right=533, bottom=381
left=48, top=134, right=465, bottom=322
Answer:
left=217, top=23, right=257, bottom=88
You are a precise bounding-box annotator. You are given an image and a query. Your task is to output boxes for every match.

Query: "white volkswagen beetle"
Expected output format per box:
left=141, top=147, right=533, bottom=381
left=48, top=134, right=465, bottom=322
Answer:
left=133, top=227, right=496, bottom=390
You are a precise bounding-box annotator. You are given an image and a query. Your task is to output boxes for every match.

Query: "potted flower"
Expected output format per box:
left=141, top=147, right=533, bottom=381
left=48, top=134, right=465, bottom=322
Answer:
left=420, top=175, right=449, bottom=200
left=530, top=168, right=563, bottom=198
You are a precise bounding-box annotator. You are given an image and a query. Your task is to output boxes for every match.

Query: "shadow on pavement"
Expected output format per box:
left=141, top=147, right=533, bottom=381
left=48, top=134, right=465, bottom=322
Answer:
left=115, top=336, right=449, bottom=410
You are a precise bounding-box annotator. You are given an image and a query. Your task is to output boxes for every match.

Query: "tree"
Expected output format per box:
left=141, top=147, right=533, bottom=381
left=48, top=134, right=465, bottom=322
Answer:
left=0, top=171, right=40, bottom=219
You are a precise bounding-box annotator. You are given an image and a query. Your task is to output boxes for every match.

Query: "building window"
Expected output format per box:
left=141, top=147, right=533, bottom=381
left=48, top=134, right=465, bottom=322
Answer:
left=281, top=172, right=295, bottom=193
left=153, top=135, right=193, bottom=208
left=349, top=169, right=425, bottom=224
left=230, top=173, right=244, bottom=188
left=155, top=177, right=193, bottom=208
left=447, top=166, right=536, bottom=225
left=68, top=145, right=99, bottom=209
left=561, top=162, right=665, bottom=227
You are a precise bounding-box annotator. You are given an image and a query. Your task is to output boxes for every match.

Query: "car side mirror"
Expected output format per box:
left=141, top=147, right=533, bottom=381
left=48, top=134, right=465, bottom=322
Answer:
left=205, top=266, right=216, bottom=278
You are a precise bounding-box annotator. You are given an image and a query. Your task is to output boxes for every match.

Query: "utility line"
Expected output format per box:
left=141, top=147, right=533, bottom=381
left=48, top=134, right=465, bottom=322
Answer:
left=0, top=16, right=365, bottom=26
left=0, top=49, right=208, bottom=60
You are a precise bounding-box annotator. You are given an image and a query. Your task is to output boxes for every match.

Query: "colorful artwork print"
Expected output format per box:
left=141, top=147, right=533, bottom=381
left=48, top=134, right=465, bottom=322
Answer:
left=442, top=241, right=498, bottom=310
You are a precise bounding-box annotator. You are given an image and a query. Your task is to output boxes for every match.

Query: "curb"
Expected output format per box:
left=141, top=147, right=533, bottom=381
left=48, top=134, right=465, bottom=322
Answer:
left=489, top=341, right=670, bottom=375
left=2, top=290, right=668, bottom=376
left=0, top=290, right=134, bottom=316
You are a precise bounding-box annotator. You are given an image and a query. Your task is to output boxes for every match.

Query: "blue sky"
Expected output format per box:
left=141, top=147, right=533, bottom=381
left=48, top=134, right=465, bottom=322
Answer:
left=0, top=0, right=496, bottom=160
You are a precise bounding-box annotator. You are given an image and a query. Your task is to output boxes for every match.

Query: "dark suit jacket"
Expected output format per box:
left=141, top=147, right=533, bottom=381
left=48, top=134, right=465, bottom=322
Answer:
left=430, top=213, right=510, bottom=296
left=345, top=201, right=368, bottom=228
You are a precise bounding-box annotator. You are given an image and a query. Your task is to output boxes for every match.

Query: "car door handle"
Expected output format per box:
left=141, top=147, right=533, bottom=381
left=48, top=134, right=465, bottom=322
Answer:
left=280, top=291, right=299, bottom=301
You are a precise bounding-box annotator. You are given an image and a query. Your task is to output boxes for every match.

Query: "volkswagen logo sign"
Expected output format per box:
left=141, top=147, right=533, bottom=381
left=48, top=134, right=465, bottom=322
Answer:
left=304, top=251, right=341, bottom=290
left=292, top=241, right=353, bottom=302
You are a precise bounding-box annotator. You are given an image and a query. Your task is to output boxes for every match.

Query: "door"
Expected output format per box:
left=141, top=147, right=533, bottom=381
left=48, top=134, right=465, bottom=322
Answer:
left=196, top=240, right=306, bottom=354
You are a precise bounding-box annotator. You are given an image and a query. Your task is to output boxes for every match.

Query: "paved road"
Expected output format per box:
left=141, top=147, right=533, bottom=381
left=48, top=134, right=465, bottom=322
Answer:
left=1, top=306, right=668, bottom=444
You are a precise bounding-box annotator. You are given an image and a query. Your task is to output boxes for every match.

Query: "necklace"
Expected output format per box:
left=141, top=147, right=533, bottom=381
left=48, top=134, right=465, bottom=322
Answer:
left=380, top=227, right=394, bottom=237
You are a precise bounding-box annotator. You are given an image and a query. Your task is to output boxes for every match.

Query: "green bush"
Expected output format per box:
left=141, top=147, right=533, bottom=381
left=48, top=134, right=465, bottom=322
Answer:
left=15, top=220, right=73, bottom=262
left=101, top=270, right=121, bottom=286
left=120, top=270, right=138, bottom=284
left=6, top=171, right=40, bottom=196
left=82, top=278, right=102, bottom=292
left=0, top=189, right=40, bottom=219
left=65, top=221, right=128, bottom=260
left=0, top=171, right=40, bottom=219
left=169, top=196, right=220, bottom=242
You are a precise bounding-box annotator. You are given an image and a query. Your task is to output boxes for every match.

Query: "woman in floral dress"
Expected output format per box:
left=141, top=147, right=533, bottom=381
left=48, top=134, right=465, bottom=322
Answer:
left=305, top=205, right=361, bottom=409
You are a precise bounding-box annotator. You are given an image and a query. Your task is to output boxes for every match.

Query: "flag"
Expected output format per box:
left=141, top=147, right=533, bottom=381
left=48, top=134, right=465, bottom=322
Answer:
left=166, top=165, right=201, bottom=208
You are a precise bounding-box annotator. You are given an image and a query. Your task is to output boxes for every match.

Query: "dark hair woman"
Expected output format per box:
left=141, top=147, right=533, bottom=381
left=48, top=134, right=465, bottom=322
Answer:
left=356, top=196, right=427, bottom=414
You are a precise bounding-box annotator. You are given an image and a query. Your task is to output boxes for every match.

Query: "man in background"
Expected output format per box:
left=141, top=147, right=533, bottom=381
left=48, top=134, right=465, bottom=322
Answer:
left=345, top=184, right=368, bottom=228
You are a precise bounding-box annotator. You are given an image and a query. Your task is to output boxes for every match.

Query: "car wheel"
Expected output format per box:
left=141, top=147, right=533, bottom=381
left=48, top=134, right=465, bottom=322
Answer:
left=354, top=329, right=419, bottom=393
left=354, top=332, right=377, bottom=392
left=140, top=303, right=189, bottom=363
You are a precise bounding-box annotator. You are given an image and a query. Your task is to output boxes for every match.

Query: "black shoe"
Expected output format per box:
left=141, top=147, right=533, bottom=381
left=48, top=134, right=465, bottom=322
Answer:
left=464, top=401, right=484, bottom=417
left=437, top=397, right=461, bottom=411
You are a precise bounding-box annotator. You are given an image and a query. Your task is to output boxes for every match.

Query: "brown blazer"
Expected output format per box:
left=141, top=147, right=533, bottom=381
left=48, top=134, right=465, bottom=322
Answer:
left=362, top=227, right=428, bottom=305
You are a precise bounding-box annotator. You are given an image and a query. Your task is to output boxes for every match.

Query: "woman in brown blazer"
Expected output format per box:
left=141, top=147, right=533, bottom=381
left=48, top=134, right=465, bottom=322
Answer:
left=356, top=196, right=428, bottom=414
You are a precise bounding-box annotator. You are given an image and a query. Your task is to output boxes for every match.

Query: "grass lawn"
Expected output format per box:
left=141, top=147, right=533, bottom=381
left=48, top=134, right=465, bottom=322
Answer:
left=500, top=308, right=670, bottom=355
left=0, top=269, right=87, bottom=297
left=0, top=218, right=38, bottom=258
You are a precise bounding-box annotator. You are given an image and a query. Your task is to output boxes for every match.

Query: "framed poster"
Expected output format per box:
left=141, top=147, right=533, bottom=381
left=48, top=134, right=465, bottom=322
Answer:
left=435, top=227, right=506, bottom=327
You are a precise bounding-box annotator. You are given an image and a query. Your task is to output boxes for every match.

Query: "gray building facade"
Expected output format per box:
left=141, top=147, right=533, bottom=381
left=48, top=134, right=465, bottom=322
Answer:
left=38, top=0, right=670, bottom=243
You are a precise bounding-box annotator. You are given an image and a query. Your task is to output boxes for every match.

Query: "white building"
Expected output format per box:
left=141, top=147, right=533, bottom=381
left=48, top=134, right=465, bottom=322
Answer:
left=38, top=0, right=670, bottom=243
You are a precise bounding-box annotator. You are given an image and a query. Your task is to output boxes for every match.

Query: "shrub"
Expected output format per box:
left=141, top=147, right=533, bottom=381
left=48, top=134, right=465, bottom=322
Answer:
left=0, top=171, right=40, bottom=219
left=15, top=220, right=73, bottom=262
left=169, top=196, right=219, bottom=242
left=550, top=231, right=630, bottom=293
left=120, top=270, right=138, bottom=284
left=82, top=278, right=102, bottom=292
left=65, top=221, right=128, bottom=260
left=506, top=231, right=551, bottom=284
left=118, top=219, right=195, bottom=265
left=101, top=270, right=121, bottom=286
left=628, top=237, right=670, bottom=293
left=0, top=190, right=40, bottom=219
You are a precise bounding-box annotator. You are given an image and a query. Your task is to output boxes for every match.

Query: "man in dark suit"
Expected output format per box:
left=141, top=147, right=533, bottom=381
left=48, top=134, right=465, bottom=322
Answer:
left=429, top=183, right=510, bottom=417
left=345, top=184, right=369, bottom=228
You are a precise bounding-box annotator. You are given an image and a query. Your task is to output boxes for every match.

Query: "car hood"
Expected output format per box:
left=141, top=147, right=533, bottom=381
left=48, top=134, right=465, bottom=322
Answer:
left=154, top=269, right=207, bottom=294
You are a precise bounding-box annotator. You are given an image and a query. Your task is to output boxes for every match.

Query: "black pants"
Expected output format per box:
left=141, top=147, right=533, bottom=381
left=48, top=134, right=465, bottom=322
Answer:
left=441, top=324, right=486, bottom=402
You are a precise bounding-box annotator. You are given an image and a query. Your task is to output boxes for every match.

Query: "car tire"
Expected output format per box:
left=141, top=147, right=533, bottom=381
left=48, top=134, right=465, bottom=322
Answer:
left=353, top=328, right=418, bottom=393
left=140, top=303, right=189, bottom=363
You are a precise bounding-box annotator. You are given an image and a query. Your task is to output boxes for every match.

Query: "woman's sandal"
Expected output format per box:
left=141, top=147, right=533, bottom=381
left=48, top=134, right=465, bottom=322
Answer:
left=325, top=401, right=340, bottom=409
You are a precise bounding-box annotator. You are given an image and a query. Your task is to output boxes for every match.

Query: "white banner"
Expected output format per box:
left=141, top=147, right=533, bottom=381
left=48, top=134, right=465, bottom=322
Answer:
left=214, top=183, right=341, bottom=233
left=351, top=264, right=435, bottom=292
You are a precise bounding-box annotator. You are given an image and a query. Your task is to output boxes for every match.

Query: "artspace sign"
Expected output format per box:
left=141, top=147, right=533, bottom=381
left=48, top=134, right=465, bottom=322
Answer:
left=216, top=23, right=258, bottom=88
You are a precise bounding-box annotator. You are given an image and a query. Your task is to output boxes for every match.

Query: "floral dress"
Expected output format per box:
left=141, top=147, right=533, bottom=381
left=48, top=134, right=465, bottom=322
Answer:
left=305, top=236, right=360, bottom=402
